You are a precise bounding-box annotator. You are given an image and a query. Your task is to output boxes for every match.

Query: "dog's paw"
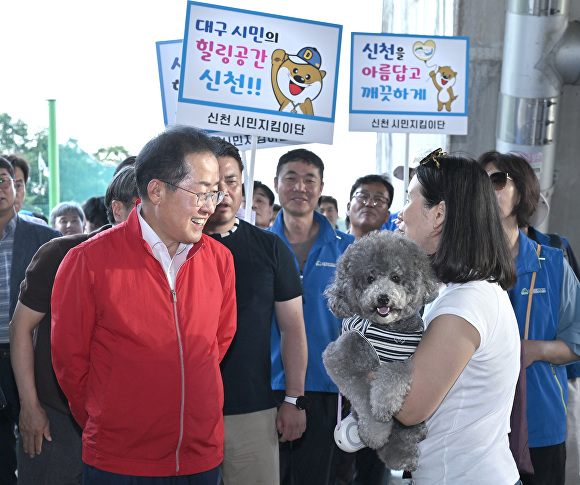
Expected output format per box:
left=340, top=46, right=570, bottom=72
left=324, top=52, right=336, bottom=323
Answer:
left=324, top=332, right=379, bottom=381
left=376, top=420, right=425, bottom=472
left=369, top=359, right=413, bottom=420
left=357, top=416, right=393, bottom=449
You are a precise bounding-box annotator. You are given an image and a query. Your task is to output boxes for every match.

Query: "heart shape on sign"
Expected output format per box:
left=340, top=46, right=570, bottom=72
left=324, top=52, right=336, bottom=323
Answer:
left=413, top=40, right=436, bottom=62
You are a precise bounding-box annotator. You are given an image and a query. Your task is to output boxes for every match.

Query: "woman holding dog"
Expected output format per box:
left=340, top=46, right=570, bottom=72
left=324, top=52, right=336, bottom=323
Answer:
left=391, top=150, right=521, bottom=484
left=478, top=151, right=580, bottom=485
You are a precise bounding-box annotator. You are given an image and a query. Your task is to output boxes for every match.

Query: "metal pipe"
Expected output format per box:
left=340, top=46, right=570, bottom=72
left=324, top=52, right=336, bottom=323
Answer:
left=496, top=0, right=580, bottom=232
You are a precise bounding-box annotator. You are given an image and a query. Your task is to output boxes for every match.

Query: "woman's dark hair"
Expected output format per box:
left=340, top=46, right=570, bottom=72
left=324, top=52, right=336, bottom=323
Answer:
left=416, top=153, right=517, bottom=290
left=477, top=150, right=539, bottom=228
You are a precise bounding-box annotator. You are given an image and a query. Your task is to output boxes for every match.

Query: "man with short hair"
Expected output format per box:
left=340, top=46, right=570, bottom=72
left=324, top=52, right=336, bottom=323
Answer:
left=0, top=157, right=60, bottom=485
left=105, top=166, right=138, bottom=224
left=347, top=174, right=394, bottom=239
left=49, top=201, right=86, bottom=236
left=50, top=126, right=237, bottom=484
left=1, top=153, right=47, bottom=225
left=10, top=166, right=138, bottom=484
left=204, top=139, right=307, bottom=485
left=317, top=195, right=339, bottom=229
left=252, top=180, right=275, bottom=230
left=270, top=148, right=355, bottom=485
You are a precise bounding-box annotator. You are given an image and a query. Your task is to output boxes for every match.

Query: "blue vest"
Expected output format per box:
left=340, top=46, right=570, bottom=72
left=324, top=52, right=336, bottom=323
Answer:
left=269, top=210, right=354, bottom=393
left=508, top=230, right=567, bottom=448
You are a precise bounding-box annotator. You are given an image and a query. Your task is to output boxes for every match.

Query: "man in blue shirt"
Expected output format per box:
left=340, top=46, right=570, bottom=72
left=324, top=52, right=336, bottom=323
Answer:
left=269, top=148, right=354, bottom=485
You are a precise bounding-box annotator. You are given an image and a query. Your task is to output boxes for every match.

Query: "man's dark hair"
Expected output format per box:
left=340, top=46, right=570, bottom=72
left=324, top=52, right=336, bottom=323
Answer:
left=276, top=148, right=324, bottom=180
left=254, top=181, right=274, bottom=206
left=2, top=153, right=29, bottom=183
left=318, top=195, right=338, bottom=212
left=477, top=151, right=539, bottom=229
left=212, top=137, right=244, bottom=174
left=0, top=157, right=15, bottom=179
left=416, top=153, right=517, bottom=290
left=349, top=174, right=394, bottom=208
left=135, top=125, right=219, bottom=201
left=105, top=166, right=138, bottom=224
left=114, top=155, right=136, bottom=176
left=82, top=197, right=108, bottom=228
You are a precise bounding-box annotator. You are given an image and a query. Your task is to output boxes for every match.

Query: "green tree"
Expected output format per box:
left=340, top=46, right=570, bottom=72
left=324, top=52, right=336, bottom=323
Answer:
left=59, top=139, right=116, bottom=204
left=93, top=145, right=131, bottom=166
left=0, top=112, right=127, bottom=217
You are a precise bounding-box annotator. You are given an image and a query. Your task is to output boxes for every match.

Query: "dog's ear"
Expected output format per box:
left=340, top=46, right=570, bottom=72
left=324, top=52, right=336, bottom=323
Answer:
left=324, top=275, right=353, bottom=318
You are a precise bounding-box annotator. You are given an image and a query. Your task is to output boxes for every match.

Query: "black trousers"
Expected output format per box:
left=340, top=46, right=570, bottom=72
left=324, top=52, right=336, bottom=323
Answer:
left=275, top=390, right=338, bottom=485
left=520, top=442, right=566, bottom=485
left=0, top=348, right=19, bottom=485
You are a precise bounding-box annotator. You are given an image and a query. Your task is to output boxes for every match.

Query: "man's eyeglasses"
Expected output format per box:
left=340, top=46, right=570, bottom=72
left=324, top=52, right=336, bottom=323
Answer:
left=161, top=181, right=225, bottom=207
left=352, top=191, right=390, bottom=208
left=489, top=172, right=513, bottom=191
left=419, top=148, right=447, bottom=169
left=0, top=178, right=13, bottom=190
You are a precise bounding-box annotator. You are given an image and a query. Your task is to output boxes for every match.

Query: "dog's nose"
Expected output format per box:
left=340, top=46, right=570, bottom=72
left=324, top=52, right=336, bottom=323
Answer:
left=378, top=295, right=390, bottom=307
left=293, top=74, right=305, bottom=84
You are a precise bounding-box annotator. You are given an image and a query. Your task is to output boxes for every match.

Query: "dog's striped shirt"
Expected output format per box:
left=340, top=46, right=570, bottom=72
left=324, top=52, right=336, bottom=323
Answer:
left=342, top=315, right=422, bottom=364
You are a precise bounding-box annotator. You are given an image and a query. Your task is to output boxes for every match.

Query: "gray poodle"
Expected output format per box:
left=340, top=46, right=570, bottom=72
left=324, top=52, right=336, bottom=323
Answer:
left=322, top=230, right=439, bottom=471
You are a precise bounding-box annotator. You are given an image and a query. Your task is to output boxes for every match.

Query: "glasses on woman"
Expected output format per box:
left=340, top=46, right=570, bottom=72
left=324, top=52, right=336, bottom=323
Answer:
left=418, top=148, right=447, bottom=169
left=489, top=172, right=513, bottom=191
left=161, top=181, right=226, bottom=207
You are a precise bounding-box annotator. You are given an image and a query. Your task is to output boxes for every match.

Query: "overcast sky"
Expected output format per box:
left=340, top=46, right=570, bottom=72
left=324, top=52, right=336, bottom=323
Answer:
left=1, top=0, right=387, bottom=214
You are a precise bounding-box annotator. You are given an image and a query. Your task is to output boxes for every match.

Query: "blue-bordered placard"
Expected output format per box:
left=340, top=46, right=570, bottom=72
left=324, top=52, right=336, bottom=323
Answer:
left=349, top=32, right=469, bottom=135
left=176, top=1, right=342, bottom=144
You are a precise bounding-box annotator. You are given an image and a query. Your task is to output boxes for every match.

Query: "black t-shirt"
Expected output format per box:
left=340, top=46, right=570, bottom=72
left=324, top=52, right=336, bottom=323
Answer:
left=210, top=219, right=303, bottom=415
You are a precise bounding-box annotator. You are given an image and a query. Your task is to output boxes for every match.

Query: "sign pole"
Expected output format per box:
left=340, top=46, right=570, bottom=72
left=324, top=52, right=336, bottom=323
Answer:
left=47, top=99, right=60, bottom=210
left=244, top=136, right=258, bottom=223
left=403, top=134, right=410, bottom=206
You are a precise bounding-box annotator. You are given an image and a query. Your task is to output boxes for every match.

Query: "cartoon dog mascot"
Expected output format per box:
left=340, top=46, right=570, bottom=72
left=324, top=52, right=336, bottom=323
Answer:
left=429, top=66, right=458, bottom=112
left=271, top=47, right=326, bottom=116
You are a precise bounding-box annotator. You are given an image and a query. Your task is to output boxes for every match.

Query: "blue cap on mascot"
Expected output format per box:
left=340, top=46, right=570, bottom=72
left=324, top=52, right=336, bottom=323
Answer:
left=289, top=47, right=322, bottom=69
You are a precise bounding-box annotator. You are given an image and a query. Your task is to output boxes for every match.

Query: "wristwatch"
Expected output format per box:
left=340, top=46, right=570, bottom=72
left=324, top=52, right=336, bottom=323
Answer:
left=284, top=395, right=310, bottom=410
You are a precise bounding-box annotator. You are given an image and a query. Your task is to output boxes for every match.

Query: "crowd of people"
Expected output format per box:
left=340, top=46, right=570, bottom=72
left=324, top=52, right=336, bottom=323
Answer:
left=0, top=126, right=578, bottom=485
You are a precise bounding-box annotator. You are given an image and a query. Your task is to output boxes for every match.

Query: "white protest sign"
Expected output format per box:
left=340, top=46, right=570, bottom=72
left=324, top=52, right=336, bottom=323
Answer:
left=156, top=39, right=182, bottom=127
left=156, top=38, right=296, bottom=150
left=176, top=1, right=342, bottom=144
left=349, top=33, right=469, bottom=135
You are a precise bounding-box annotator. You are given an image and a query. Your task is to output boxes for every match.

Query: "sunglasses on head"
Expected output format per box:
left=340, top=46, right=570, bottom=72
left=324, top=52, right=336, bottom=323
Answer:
left=418, top=148, right=447, bottom=169
left=489, top=172, right=513, bottom=191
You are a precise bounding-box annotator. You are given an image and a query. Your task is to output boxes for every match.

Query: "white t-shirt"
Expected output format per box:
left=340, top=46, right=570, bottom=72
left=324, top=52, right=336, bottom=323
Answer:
left=412, top=280, right=520, bottom=485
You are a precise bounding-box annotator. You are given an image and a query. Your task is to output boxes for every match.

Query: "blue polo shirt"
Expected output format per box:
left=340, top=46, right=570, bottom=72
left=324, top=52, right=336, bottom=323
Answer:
left=269, top=210, right=354, bottom=393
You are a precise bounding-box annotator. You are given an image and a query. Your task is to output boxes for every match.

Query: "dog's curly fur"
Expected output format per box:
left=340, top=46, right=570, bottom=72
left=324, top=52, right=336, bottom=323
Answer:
left=322, top=230, right=439, bottom=471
